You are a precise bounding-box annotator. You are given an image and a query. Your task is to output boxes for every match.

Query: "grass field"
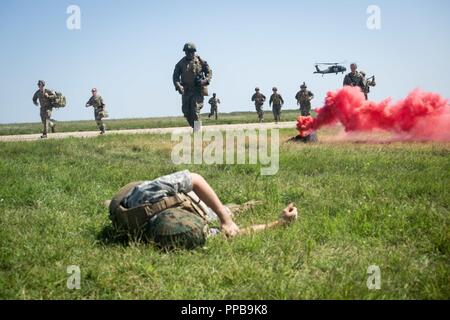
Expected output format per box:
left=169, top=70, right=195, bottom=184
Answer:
left=0, top=110, right=301, bottom=136
left=0, top=125, right=449, bottom=299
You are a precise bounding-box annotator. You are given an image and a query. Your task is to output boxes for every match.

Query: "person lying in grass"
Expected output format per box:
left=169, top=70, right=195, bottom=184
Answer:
left=106, top=170, right=298, bottom=250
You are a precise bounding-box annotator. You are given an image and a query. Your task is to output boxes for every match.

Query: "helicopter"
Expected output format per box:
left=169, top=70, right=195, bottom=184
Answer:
left=314, top=63, right=347, bottom=76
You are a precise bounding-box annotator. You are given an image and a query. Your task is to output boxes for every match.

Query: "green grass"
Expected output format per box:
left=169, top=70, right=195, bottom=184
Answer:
left=0, top=127, right=449, bottom=299
left=0, top=110, right=301, bottom=136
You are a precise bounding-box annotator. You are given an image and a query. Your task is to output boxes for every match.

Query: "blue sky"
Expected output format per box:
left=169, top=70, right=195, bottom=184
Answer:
left=1, top=0, right=449, bottom=124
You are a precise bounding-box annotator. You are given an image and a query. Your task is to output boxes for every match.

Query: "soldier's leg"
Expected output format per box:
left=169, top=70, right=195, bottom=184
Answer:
left=256, top=105, right=264, bottom=122
left=182, top=94, right=194, bottom=127
left=305, top=104, right=311, bottom=116
left=277, top=105, right=281, bottom=122
left=40, top=108, right=48, bottom=136
left=96, top=118, right=105, bottom=133
left=215, top=108, right=218, bottom=120
left=300, top=105, right=306, bottom=117
left=191, top=93, right=204, bottom=131
left=47, top=110, right=55, bottom=133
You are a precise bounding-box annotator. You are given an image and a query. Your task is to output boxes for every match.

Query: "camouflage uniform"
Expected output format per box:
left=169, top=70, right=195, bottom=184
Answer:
left=115, top=170, right=219, bottom=249
left=208, top=96, right=220, bottom=120
left=295, top=85, right=314, bottom=116
left=173, top=44, right=212, bottom=130
left=251, top=90, right=266, bottom=122
left=343, top=71, right=365, bottom=92
left=86, top=95, right=107, bottom=133
left=360, top=72, right=376, bottom=100
left=269, top=90, right=284, bottom=123
left=32, top=88, right=56, bottom=136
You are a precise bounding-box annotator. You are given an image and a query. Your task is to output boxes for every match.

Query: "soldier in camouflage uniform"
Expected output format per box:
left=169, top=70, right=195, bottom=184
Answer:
left=251, top=87, right=266, bottom=123
left=85, top=88, right=108, bottom=134
left=269, top=87, right=284, bottom=123
left=173, top=43, right=212, bottom=131
left=107, top=170, right=298, bottom=250
left=360, top=71, right=376, bottom=100
left=208, top=93, right=220, bottom=120
left=343, top=63, right=365, bottom=92
left=295, top=82, right=314, bottom=116
left=32, top=80, right=57, bottom=138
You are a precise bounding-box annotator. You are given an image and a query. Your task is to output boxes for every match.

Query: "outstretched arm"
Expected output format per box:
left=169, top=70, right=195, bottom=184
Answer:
left=190, top=172, right=240, bottom=237
left=237, top=203, right=298, bottom=236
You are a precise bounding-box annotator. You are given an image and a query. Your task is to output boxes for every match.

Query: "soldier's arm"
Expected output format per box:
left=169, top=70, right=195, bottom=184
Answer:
left=251, top=94, right=256, bottom=101
left=237, top=203, right=298, bottom=236
left=280, top=95, right=284, bottom=105
left=269, top=95, right=273, bottom=106
left=309, top=91, right=314, bottom=99
left=200, top=57, right=212, bottom=83
left=190, top=172, right=239, bottom=238
left=343, top=75, right=351, bottom=86
left=32, top=91, right=39, bottom=106
left=172, top=63, right=184, bottom=93
left=85, top=97, right=92, bottom=107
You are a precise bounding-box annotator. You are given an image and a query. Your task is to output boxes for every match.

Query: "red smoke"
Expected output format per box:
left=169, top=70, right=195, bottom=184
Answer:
left=297, top=86, right=450, bottom=141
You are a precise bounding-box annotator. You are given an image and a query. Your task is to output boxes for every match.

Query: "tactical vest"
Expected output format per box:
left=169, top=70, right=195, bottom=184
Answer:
left=272, top=94, right=282, bottom=105
left=109, top=182, right=210, bottom=234
left=299, top=91, right=308, bottom=101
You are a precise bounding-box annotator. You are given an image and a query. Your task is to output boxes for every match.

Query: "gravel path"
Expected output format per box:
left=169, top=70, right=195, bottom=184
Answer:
left=0, top=122, right=297, bottom=142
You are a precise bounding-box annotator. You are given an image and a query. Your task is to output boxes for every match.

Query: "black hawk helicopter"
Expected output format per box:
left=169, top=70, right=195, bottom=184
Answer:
left=314, top=63, right=347, bottom=76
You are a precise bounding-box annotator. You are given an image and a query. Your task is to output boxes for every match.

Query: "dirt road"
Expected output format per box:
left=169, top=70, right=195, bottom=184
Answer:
left=0, top=122, right=297, bottom=142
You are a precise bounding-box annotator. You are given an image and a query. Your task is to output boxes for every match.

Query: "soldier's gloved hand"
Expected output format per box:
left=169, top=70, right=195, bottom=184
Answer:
left=175, top=84, right=184, bottom=95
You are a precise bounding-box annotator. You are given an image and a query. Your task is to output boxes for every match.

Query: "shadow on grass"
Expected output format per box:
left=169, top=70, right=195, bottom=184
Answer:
left=96, top=225, right=133, bottom=246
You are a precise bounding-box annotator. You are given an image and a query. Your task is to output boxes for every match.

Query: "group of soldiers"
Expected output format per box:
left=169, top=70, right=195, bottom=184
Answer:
left=250, top=83, right=315, bottom=123
left=33, top=43, right=376, bottom=137
left=172, top=42, right=318, bottom=129
left=32, top=81, right=108, bottom=138
left=173, top=43, right=376, bottom=130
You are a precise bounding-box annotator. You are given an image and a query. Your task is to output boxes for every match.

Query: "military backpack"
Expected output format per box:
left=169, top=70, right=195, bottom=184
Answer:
left=109, top=182, right=209, bottom=235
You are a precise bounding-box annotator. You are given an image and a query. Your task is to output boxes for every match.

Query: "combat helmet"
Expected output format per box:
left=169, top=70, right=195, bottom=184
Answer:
left=37, top=80, right=45, bottom=87
left=272, top=87, right=277, bottom=91
left=144, top=207, right=208, bottom=250
left=300, top=82, right=307, bottom=89
left=255, top=87, right=260, bottom=91
left=183, top=42, right=197, bottom=52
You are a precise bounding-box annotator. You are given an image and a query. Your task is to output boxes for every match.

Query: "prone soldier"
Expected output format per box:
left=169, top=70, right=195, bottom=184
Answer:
left=106, top=170, right=299, bottom=250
